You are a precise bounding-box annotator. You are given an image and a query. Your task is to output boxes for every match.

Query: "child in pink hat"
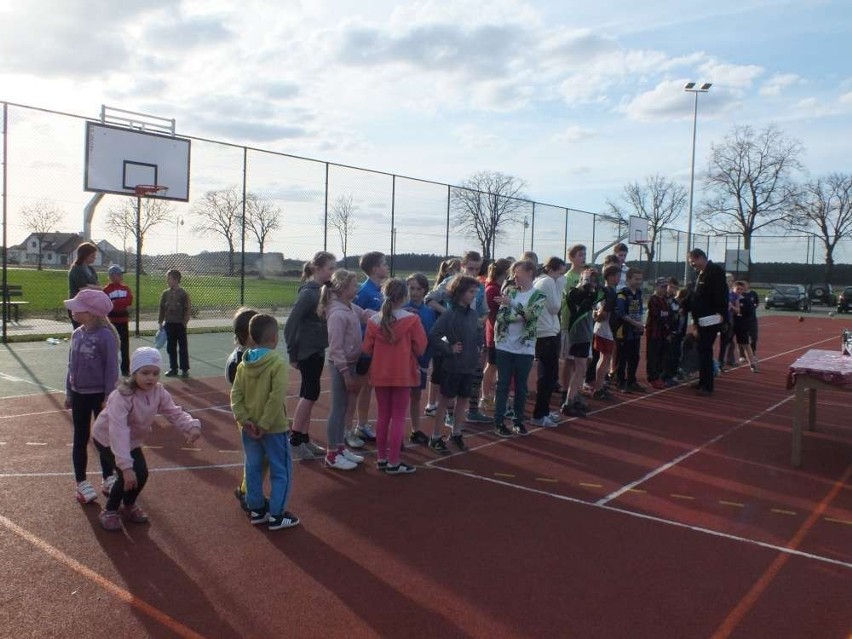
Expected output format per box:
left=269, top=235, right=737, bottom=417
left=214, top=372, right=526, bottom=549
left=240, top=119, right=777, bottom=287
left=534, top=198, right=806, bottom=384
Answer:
left=64, top=288, right=120, bottom=504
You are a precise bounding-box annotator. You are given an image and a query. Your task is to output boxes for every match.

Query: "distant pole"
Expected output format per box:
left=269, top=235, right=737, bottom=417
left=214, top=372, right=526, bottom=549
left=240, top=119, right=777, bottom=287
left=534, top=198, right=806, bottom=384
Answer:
left=683, top=82, right=712, bottom=284
left=530, top=203, right=536, bottom=252
left=135, top=194, right=142, bottom=337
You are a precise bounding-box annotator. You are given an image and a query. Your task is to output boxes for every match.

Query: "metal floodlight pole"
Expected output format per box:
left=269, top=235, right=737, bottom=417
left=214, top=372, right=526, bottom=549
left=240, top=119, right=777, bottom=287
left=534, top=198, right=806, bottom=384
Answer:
left=683, top=82, right=711, bottom=284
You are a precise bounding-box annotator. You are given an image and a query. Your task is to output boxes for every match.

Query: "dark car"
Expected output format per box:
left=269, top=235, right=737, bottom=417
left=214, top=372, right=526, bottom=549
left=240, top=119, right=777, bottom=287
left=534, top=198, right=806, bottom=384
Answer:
left=837, top=287, right=852, bottom=313
left=808, top=283, right=836, bottom=306
left=765, top=284, right=810, bottom=311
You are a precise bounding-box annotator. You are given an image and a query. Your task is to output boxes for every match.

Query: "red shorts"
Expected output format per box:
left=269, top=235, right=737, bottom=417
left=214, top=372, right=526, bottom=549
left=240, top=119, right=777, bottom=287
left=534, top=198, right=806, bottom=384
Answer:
left=593, top=335, right=614, bottom=355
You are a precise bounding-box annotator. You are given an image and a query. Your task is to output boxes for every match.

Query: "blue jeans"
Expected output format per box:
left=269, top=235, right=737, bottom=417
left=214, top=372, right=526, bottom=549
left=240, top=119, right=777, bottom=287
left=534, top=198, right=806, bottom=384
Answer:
left=494, top=350, right=534, bottom=424
left=242, top=430, right=292, bottom=516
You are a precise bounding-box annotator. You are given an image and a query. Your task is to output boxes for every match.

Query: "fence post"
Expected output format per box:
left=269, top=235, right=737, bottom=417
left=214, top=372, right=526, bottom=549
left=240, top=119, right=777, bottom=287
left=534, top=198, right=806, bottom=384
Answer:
left=390, top=175, right=396, bottom=276
left=530, top=202, right=536, bottom=252
left=591, top=213, right=597, bottom=265
left=563, top=208, right=569, bottom=258
left=445, top=185, right=450, bottom=258
left=240, top=147, right=247, bottom=305
left=323, top=162, right=329, bottom=252
left=1, top=103, right=7, bottom=343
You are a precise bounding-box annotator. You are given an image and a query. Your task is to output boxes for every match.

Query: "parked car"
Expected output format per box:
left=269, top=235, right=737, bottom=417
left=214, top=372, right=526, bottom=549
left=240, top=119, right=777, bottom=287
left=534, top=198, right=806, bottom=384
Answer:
left=807, top=283, right=837, bottom=306
left=837, top=287, right=852, bottom=313
left=765, top=284, right=810, bottom=311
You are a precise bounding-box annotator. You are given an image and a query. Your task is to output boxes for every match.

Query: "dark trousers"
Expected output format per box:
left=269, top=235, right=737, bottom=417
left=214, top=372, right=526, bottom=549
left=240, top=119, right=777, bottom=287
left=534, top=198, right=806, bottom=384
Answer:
left=616, top=338, right=640, bottom=386
left=533, top=335, right=560, bottom=418
left=113, top=322, right=130, bottom=376
left=495, top=350, right=534, bottom=424
left=748, top=317, right=759, bottom=354
left=585, top=348, right=599, bottom=385
left=697, top=325, right=720, bottom=392
left=94, top=442, right=149, bottom=510
left=70, top=391, right=110, bottom=482
left=664, top=334, right=683, bottom=379
left=645, top=336, right=667, bottom=382
left=718, top=324, right=734, bottom=365
left=165, top=322, right=189, bottom=372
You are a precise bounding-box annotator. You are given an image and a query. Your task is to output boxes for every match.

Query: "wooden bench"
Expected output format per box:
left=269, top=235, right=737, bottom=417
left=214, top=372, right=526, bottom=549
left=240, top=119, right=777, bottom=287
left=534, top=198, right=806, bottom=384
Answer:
left=1, top=284, right=29, bottom=324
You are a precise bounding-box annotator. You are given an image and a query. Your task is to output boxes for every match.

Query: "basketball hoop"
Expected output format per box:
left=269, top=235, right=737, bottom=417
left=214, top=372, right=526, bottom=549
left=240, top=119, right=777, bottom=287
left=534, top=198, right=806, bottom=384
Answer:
left=133, top=184, right=168, bottom=197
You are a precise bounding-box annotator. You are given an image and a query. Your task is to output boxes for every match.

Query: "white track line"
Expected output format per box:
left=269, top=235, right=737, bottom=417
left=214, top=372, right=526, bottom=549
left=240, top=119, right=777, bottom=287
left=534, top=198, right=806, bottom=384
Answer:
left=430, top=466, right=852, bottom=571
left=596, top=395, right=793, bottom=505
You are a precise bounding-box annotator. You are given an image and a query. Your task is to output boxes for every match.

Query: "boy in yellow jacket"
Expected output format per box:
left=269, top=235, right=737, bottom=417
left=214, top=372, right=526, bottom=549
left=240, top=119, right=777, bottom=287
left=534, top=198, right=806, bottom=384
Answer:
left=231, top=314, right=299, bottom=530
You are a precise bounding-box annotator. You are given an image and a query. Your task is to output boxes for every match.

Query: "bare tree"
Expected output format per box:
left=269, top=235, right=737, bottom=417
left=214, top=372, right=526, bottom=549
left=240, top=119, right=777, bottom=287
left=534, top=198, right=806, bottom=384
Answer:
left=698, top=124, right=803, bottom=252
left=20, top=200, right=63, bottom=270
left=328, top=194, right=357, bottom=268
left=452, top=171, right=527, bottom=259
left=244, top=194, right=282, bottom=278
left=604, top=175, right=687, bottom=271
left=191, top=187, right=242, bottom=276
left=786, top=173, right=852, bottom=282
left=105, top=196, right=174, bottom=267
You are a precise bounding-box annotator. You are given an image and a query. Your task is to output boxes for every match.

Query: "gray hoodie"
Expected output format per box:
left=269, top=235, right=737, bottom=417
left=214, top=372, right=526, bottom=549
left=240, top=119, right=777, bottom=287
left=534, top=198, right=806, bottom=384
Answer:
left=283, top=281, right=328, bottom=363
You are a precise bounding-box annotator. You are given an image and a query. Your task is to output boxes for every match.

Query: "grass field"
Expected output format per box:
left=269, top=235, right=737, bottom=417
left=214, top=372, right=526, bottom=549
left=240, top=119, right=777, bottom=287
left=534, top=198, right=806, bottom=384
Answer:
left=2, top=267, right=301, bottom=318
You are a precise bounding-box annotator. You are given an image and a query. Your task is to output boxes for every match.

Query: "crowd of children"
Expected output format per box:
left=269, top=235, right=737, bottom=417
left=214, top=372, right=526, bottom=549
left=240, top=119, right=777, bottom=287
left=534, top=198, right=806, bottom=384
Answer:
left=63, top=241, right=758, bottom=534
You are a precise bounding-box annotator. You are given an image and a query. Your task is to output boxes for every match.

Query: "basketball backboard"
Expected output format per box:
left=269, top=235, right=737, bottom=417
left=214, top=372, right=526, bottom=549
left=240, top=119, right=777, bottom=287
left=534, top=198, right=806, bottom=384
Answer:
left=84, top=122, right=191, bottom=201
left=628, top=216, right=649, bottom=245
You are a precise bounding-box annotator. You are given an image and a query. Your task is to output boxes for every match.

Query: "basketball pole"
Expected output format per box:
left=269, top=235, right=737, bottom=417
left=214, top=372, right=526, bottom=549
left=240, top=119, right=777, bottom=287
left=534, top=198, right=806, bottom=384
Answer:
left=135, top=193, right=142, bottom=337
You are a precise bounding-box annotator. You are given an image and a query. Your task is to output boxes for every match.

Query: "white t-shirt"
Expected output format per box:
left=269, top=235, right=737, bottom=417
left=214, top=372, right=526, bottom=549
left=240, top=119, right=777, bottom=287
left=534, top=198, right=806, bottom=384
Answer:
left=497, top=288, right=536, bottom=356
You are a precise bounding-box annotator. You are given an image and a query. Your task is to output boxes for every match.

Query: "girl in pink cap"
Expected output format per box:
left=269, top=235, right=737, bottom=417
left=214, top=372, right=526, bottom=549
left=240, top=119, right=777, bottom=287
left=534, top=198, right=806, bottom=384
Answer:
left=64, top=288, right=120, bottom=504
left=92, top=347, right=201, bottom=531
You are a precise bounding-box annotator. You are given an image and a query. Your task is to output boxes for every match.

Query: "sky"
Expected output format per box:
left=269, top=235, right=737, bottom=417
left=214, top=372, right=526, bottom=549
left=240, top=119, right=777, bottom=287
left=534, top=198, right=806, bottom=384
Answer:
left=1, top=0, right=851, bottom=261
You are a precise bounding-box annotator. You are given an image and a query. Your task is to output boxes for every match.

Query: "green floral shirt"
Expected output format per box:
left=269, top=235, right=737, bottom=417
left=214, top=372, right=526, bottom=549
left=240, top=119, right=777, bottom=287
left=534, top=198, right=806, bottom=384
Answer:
left=495, top=287, right=547, bottom=348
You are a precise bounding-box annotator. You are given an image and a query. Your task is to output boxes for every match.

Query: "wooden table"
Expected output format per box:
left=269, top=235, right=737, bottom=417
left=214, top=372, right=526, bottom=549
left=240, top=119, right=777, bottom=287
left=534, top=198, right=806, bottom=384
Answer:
left=787, top=349, right=852, bottom=467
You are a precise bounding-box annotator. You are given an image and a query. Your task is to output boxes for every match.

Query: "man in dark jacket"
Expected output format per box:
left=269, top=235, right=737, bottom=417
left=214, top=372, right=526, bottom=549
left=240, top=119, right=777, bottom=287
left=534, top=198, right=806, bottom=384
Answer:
left=685, top=248, right=728, bottom=395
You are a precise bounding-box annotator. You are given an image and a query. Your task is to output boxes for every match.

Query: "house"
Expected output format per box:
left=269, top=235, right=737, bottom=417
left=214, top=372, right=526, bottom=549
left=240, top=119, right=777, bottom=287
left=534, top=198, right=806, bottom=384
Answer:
left=7, top=232, right=123, bottom=267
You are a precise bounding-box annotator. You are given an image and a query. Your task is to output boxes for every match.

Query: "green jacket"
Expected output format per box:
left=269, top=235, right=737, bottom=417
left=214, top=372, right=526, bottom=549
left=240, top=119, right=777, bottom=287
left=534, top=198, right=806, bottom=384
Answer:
left=230, top=349, right=289, bottom=433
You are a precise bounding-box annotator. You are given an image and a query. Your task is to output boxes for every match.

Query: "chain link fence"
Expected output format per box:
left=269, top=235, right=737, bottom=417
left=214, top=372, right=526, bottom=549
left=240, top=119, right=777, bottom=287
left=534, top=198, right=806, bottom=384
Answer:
left=3, top=101, right=850, bottom=341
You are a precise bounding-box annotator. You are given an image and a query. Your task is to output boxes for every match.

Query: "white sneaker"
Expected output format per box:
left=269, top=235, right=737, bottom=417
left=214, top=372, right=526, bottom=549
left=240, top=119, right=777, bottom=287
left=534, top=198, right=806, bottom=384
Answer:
left=341, top=448, right=364, bottom=464
left=356, top=423, right=376, bottom=441
left=325, top=453, right=357, bottom=471
left=75, top=480, right=98, bottom=504
left=548, top=411, right=562, bottom=423
left=101, top=475, right=116, bottom=496
left=424, top=404, right=437, bottom=417
left=530, top=416, right=558, bottom=428
left=304, top=440, right=325, bottom=456
left=344, top=430, right=365, bottom=449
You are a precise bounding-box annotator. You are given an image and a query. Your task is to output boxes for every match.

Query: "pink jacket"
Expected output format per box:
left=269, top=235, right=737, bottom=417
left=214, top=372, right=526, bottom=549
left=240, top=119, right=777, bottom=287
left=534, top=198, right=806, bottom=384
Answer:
left=325, top=297, right=373, bottom=373
left=362, top=310, right=427, bottom=387
left=92, top=383, right=201, bottom=471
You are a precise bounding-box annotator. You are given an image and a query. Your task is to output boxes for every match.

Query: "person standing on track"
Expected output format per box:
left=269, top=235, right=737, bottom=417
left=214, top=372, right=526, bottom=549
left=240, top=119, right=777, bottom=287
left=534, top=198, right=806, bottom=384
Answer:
left=103, top=264, right=133, bottom=377
left=685, top=248, right=729, bottom=396
left=284, top=251, right=336, bottom=461
left=67, top=241, right=100, bottom=329
left=64, top=288, right=120, bottom=504
left=92, top=347, right=201, bottom=531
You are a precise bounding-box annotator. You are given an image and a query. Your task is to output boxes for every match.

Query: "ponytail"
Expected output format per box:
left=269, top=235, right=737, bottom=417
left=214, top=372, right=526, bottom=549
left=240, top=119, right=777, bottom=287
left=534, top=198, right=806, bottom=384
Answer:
left=379, top=278, right=408, bottom=341
left=318, top=269, right=356, bottom=318
left=303, top=251, right=336, bottom=283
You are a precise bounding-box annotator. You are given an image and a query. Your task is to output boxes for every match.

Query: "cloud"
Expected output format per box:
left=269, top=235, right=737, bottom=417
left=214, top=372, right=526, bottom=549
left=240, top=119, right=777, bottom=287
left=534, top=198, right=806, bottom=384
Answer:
left=759, top=73, right=801, bottom=96
left=553, top=125, right=596, bottom=143
left=697, top=59, right=764, bottom=90
left=142, top=16, right=235, bottom=50
left=839, top=92, right=852, bottom=106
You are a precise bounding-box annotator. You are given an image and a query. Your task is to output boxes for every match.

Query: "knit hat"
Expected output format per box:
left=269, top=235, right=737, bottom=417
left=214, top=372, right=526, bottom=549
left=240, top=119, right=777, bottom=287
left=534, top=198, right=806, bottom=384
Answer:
left=655, top=277, right=669, bottom=288
left=108, top=264, right=124, bottom=276
left=64, top=289, right=113, bottom=317
left=130, top=347, right=162, bottom=374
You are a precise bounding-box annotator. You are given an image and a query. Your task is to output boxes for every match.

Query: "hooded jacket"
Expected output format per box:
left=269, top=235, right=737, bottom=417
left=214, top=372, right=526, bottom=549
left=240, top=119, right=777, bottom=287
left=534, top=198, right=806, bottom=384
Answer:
left=283, top=281, right=327, bottom=363
left=362, top=309, right=427, bottom=387
left=325, top=297, right=373, bottom=373
left=230, top=348, right=289, bottom=433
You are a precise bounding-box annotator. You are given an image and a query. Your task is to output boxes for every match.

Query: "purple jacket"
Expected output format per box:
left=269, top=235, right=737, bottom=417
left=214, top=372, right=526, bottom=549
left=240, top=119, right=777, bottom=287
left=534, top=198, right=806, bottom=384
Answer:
left=66, top=324, right=119, bottom=397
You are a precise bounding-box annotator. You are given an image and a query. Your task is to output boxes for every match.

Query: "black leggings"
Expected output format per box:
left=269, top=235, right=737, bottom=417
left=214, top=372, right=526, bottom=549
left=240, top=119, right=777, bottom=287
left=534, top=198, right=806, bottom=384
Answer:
left=70, top=391, right=111, bottom=482
left=533, top=335, right=560, bottom=418
left=298, top=352, right=325, bottom=401
left=94, top=441, right=149, bottom=510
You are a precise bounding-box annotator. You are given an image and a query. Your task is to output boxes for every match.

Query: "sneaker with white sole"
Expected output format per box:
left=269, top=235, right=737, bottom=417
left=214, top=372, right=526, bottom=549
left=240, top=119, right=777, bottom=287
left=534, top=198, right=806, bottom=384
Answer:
left=355, top=423, right=376, bottom=441
left=304, top=439, right=325, bottom=456
left=344, top=430, right=365, bottom=449
left=424, top=404, right=437, bottom=417
left=465, top=410, right=492, bottom=424
left=101, top=475, right=116, bottom=496
left=325, top=453, right=357, bottom=471
left=341, top=448, right=364, bottom=464
left=249, top=506, right=269, bottom=525
left=444, top=414, right=455, bottom=428
left=291, top=442, right=320, bottom=460
left=268, top=511, right=300, bottom=530
left=530, top=415, right=558, bottom=428
left=99, top=509, right=121, bottom=531
left=76, top=480, right=98, bottom=504
left=385, top=462, right=416, bottom=475
left=123, top=504, right=149, bottom=524
left=548, top=411, right=562, bottom=423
